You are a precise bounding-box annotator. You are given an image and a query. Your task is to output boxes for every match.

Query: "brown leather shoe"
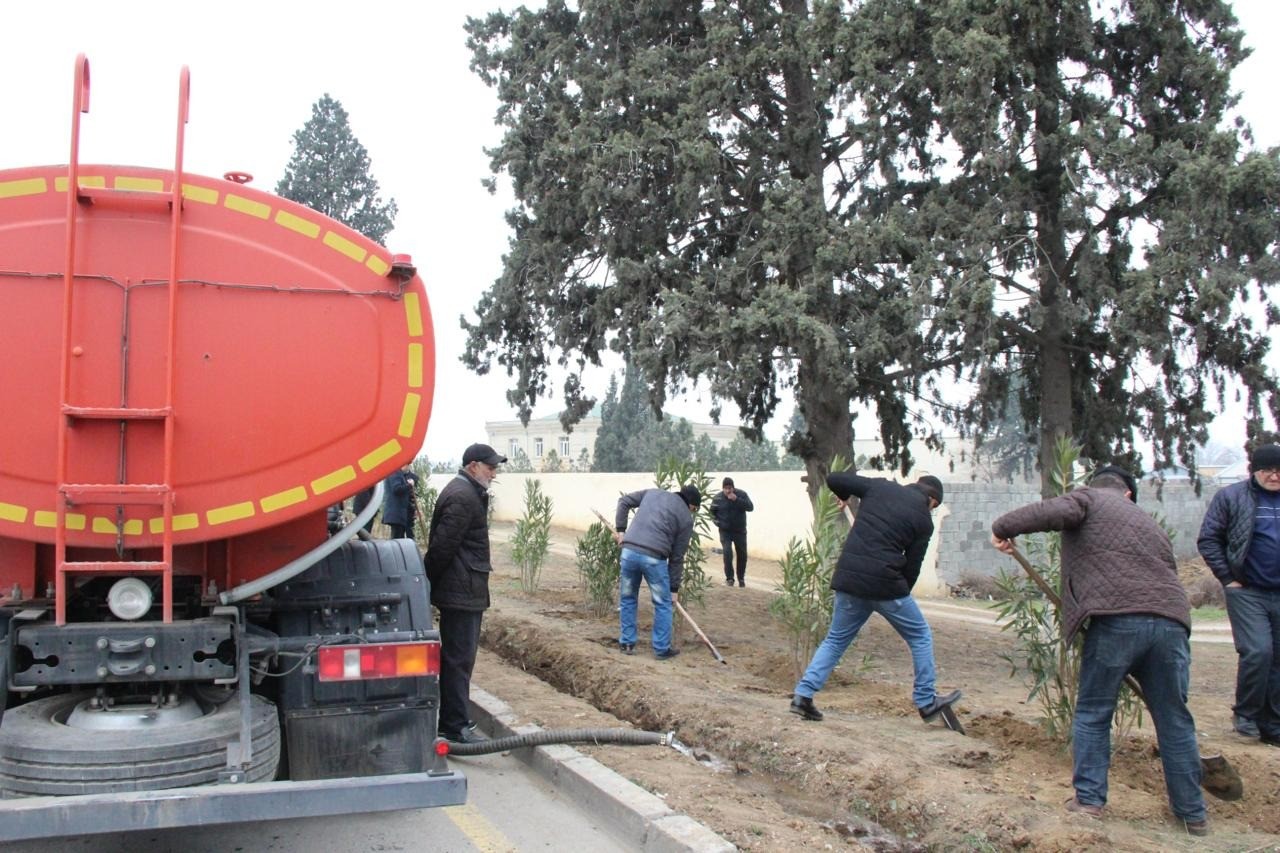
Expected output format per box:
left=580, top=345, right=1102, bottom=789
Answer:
left=1064, top=797, right=1103, bottom=818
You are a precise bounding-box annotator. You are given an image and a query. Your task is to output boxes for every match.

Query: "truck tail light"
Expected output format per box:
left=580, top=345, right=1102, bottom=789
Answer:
left=316, top=641, right=440, bottom=682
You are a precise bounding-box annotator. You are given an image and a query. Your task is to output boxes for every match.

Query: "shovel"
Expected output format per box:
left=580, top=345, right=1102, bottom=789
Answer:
left=1003, top=543, right=1243, bottom=801
left=592, top=508, right=728, bottom=664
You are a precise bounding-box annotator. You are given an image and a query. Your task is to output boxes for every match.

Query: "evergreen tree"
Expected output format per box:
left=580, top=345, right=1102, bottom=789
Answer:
left=464, top=0, right=1280, bottom=499
left=276, top=94, right=398, bottom=244
left=719, top=435, right=782, bottom=471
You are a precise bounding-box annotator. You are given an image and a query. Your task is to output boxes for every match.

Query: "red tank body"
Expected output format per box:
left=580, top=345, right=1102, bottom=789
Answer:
left=0, top=163, right=434, bottom=593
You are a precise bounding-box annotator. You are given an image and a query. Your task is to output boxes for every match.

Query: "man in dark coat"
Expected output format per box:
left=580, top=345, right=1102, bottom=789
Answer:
left=382, top=463, right=420, bottom=540
left=710, top=477, right=754, bottom=587
left=1198, top=442, right=1280, bottom=744
left=789, top=472, right=960, bottom=726
left=992, top=466, right=1206, bottom=835
left=425, top=443, right=506, bottom=744
left=352, top=485, right=377, bottom=533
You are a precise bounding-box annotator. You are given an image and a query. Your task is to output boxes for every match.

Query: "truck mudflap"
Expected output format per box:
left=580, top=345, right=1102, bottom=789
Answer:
left=0, top=768, right=466, bottom=842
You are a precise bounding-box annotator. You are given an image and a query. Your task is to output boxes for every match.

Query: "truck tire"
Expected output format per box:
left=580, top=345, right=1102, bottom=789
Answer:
left=0, top=691, right=280, bottom=797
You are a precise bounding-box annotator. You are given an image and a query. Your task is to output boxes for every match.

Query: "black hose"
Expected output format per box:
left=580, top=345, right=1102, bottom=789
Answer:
left=447, top=727, right=673, bottom=756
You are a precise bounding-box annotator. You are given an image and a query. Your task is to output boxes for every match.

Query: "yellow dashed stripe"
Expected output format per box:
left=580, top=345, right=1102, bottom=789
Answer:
left=0, top=178, right=47, bottom=199
left=408, top=343, right=423, bottom=388
left=92, top=517, right=118, bottom=534
left=149, top=513, right=199, bottom=534
left=182, top=184, right=219, bottom=204
left=54, top=176, right=105, bottom=192
left=208, top=502, right=255, bottom=526
left=276, top=210, right=321, bottom=238
left=443, top=804, right=517, bottom=853
left=359, top=440, right=402, bottom=473
left=403, top=292, right=423, bottom=337
left=0, top=503, right=28, bottom=523
left=225, top=193, right=270, bottom=219
left=261, top=487, right=308, bottom=513
left=366, top=255, right=390, bottom=276
left=312, top=466, right=356, bottom=495
left=122, top=520, right=143, bottom=535
left=116, top=176, right=164, bottom=192
left=34, top=511, right=86, bottom=530
left=398, top=393, right=421, bottom=438
left=322, top=231, right=366, bottom=262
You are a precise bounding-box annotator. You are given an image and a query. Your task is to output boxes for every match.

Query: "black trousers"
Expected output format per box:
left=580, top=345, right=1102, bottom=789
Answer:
left=720, top=530, right=747, bottom=582
left=437, top=607, right=484, bottom=736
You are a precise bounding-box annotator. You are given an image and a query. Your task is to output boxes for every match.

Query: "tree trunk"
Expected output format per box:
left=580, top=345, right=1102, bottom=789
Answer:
left=797, top=359, right=855, bottom=504
left=1032, top=46, right=1072, bottom=498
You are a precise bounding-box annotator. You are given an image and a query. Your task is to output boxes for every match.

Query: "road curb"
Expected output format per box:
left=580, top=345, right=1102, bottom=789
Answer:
left=468, top=687, right=737, bottom=853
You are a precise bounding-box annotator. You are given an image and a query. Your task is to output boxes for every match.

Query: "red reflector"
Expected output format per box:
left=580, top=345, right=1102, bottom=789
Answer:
left=435, top=739, right=450, bottom=756
left=316, top=641, right=440, bottom=682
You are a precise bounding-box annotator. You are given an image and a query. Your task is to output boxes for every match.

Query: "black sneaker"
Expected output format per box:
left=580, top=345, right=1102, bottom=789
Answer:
left=1233, top=715, right=1260, bottom=738
left=443, top=725, right=489, bottom=745
left=789, top=695, right=823, bottom=721
left=737, top=579, right=745, bottom=587
left=619, top=642, right=635, bottom=655
left=919, top=689, right=963, bottom=721
left=655, top=647, right=681, bottom=660
left=725, top=577, right=735, bottom=586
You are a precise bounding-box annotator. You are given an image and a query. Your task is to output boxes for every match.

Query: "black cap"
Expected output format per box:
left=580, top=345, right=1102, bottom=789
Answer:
left=1090, top=464, right=1138, bottom=503
left=722, top=477, right=734, bottom=488
left=678, top=484, right=702, bottom=507
left=1250, top=444, right=1280, bottom=472
left=916, top=475, right=943, bottom=506
left=462, top=443, right=507, bottom=466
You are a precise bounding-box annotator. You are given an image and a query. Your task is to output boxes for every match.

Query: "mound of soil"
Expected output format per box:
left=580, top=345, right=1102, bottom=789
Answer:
left=473, top=523, right=1279, bottom=851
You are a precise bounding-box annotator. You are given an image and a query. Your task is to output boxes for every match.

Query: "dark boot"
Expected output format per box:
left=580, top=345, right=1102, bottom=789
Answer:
left=918, top=689, right=962, bottom=721
left=789, top=695, right=824, bottom=721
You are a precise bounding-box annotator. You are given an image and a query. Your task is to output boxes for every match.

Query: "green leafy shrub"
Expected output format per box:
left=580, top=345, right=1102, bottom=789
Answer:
left=769, top=457, right=850, bottom=682
left=512, top=479, right=553, bottom=592
left=576, top=520, right=621, bottom=617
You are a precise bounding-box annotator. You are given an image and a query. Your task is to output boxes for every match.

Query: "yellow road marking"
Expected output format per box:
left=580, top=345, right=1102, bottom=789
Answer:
left=442, top=803, right=518, bottom=853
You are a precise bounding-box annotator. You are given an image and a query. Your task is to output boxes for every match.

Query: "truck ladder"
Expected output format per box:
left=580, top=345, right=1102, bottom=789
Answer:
left=54, top=55, right=190, bottom=625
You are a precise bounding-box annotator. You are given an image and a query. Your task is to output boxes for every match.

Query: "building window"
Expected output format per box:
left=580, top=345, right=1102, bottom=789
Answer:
left=534, top=438, right=544, bottom=458
left=509, top=438, right=519, bottom=457
left=559, top=436, right=570, bottom=456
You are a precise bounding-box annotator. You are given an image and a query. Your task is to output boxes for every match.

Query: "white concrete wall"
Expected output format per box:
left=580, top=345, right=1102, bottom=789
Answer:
left=468, top=470, right=948, bottom=598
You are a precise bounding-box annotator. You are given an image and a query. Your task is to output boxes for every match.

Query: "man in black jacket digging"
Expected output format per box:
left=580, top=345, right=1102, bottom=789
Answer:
left=426, top=443, right=506, bottom=744
left=789, top=472, right=961, bottom=726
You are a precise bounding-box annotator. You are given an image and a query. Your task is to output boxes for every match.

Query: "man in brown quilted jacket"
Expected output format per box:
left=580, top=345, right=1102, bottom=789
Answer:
left=990, top=466, right=1207, bottom=837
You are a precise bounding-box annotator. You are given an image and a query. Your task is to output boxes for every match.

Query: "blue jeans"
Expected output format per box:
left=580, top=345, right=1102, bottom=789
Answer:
left=1223, top=585, right=1280, bottom=736
left=1073, top=614, right=1205, bottom=821
left=794, top=590, right=938, bottom=709
left=619, top=548, right=674, bottom=654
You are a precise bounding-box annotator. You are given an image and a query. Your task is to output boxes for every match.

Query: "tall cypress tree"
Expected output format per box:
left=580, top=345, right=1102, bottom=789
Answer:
left=276, top=94, right=398, bottom=245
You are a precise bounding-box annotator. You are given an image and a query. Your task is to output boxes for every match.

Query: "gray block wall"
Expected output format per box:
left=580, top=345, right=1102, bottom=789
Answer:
left=935, top=481, right=1226, bottom=587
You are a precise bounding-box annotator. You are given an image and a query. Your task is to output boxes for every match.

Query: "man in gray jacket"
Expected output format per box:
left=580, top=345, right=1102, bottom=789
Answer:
left=991, top=465, right=1206, bottom=836
left=614, top=485, right=700, bottom=659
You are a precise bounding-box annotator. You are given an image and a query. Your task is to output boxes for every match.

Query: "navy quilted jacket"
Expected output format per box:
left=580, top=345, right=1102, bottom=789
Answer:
left=1197, top=479, right=1257, bottom=585
left=992, top=487, right=1189, bottom=643
left=828, top=474, right=935, bottom=600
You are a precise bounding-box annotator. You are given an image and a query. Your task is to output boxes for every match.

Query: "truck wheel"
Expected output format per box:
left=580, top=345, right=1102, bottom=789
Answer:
left=0, top=691, right=280, bottom=796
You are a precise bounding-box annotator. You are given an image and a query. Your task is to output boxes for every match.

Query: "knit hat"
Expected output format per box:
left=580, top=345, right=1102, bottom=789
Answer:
left=1090, top=464, right=1138, bottom=503
left=915, top=475, right=943, bottom=506
left=722, top=477, right=734, bottom=488
left=678, top=484, right=702, bottom=507
left=1250, top=443, right=1280, bottom=472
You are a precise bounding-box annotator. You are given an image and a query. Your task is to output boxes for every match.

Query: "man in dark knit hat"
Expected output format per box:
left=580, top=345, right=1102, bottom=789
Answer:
left=993, top=465, right=1206, bottom=835
left=789, top=471, right=961, bottom=728
left=613, top=484, right=701, bottom=659
left=1198, top=442, right=1280, bottom=745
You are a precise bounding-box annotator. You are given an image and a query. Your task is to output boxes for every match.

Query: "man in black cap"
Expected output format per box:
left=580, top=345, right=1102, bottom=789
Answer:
left=425, top=443, right=506, bottom=744
left=1198, top=442, right=1280, bottom=745
left=994, top=464, right=1206, bottom=835
left=790, top=471, right=961, bottom=728
left=710, top=477, right=754, bottom=586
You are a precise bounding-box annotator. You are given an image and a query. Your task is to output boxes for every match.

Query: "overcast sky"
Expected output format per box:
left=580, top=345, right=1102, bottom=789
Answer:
left=1, top=0, right=1276, bottom=464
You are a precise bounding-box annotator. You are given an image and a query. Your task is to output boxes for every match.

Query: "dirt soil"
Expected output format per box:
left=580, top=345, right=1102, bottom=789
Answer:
left=473, top=522, right=1279, bottom=852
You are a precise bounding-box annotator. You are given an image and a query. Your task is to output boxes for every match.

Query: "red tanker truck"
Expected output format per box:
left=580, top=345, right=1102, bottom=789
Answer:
left=0, top=57, right=465, bottom=839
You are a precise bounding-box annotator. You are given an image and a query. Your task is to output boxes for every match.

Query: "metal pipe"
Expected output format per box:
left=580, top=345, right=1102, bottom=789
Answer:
left=219, top=481, right=385, bottom=605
